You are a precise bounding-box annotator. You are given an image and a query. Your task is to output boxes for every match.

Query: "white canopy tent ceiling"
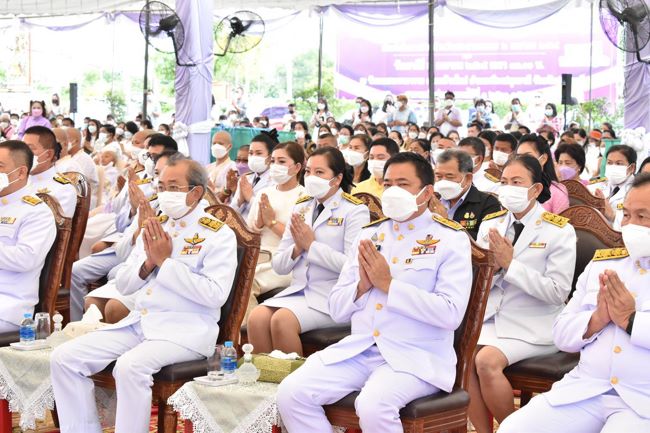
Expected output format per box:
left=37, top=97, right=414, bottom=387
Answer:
left=0, top=0, right=572, bottom=16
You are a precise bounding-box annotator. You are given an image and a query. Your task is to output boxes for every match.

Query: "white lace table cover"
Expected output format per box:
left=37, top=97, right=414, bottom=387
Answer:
left=169, top=381, right=347, bottom=433
left=0, top=345, right=117, bottom=430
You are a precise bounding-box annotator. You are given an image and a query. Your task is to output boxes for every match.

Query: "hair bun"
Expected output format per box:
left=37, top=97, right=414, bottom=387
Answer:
left=260, top=128, right=279, bottom=144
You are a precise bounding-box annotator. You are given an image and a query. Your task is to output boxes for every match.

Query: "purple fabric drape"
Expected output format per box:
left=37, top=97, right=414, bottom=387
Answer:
left=624, top=58, right=650, bottom=131
left=174, top=0, right=214, bottom=165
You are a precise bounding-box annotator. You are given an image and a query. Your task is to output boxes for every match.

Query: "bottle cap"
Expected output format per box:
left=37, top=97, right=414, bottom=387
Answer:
left=224, top=341, right=233, bottom=348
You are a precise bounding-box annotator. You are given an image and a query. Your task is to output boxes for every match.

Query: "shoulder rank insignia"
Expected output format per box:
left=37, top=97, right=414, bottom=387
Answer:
left=589, top=177, right=607, bottom=185
left=136, top=177, right=152, bottom=185
left=199, top=216, right=224, bottom=232
left=0, top=217, right=16, bottom=224
left=295, top=195, right=313, bottom=205
left=184, top=233, right=206, bottom=245
left=616, top=203, right=624, bottom=210
left=363, top=216, right=389, bottom=228
left=592, top=247, right=629, bottom=261
left=541, top=212, right=569, bottom=228
left=53, top=174, right=71, bottom=185
left=148, top=194, right=158, bottom=202
left=22, top=195, right=42, bottom=206
left=342, top=192, right=363, bottom=205
left=157, top=215, right=169, bottom=224
left=37, top=187, right=51, bottom=194
left=483, top=209, right=508, bottom=221
left=432, top=214, right=463, bottom=231
left=485, top=172, right=500, bottom=183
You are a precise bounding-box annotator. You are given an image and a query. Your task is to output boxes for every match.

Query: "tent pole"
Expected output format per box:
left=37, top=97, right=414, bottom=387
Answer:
left=143, top=3, right=150, bottom=121
left=588, top=0, right=594, bottom=129
left=428, top=0, right=435, bottom=126
left=317, top=8, right=324, bottom=99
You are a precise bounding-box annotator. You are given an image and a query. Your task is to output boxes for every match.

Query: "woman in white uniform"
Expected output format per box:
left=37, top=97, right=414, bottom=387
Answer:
left=247, top=147, right=370, bottom=355
left=468, top=154, right=577, bottom=433
left=245, top=141, right=306, bottom=318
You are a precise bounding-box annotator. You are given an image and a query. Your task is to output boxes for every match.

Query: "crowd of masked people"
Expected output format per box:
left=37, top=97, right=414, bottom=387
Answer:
left=0, top=91, right=649, bottom=433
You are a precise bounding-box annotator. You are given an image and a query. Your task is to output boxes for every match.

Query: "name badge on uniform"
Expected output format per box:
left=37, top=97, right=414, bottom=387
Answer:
left=0, top=217, right=16, bottom=224
left=327, top=217, right=344, bottom=226
left=411, top=235, right=439, bottom=255
left=461, top=219, right=477, bottom=230
left=181, top=245, right=202, bottom=255
left=617, top=203, right=624, bottom=210
left=529, top=242, right=547, bottom=249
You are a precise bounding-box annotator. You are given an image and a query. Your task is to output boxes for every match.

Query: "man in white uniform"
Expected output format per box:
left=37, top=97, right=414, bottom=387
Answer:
left=499, top=173, right=650, bottom=432
left=0, top=140, right=56, bottom=332
left=50, top=159, right=238, bottom=433
left=277, top=152, right=473, bottom=433
left=23, top=126, right=78, bottom=219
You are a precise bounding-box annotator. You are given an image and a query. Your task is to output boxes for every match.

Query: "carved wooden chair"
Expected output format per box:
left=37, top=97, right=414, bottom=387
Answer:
left=561, top=179, right=606, bottom=214
left=55, top=172, right=91, bottom=324
left=353, top=192, right=383, bottom=221
left=205, top=187, right=222, bottom=206
left=0, top=194, right=72, bottom=347
left=89, top=204, right=260, bottom=433
left=485, top=167, right=503, bottom=182
left=503, top=205, right=624, bottom=406
left=323, top=239, right=495, bottom=433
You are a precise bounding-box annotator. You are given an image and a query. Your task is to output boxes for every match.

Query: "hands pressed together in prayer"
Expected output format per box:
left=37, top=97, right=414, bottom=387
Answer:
left=586, top=269, right=636, bottom=338
left=356, top=239, right=392, bottom=298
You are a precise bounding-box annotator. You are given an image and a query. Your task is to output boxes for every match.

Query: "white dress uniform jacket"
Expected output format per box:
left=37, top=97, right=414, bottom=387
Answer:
left=112, top=204, right=238, bottom=357
left=587, top=175, right=633, bottom=231
left=270, top=189, right=369, bottom=314
left=0, top=188, right=56, bottom=327
left=28, top=166, right=78, bottom=218
left=320, top=210, right=473, bottom=391
left=545, top=249, right=650, bottom=418
left=476, top=203, right=577, bottom=345
left=231, top=169, right=273, bottom=221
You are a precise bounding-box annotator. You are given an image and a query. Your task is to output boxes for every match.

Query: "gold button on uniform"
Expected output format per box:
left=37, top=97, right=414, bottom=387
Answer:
left=375, top=303, right=383, bottom=311
left=397, top=234, right=404, bottom=241
left=408, top=223, right=415, bottom=230
left=611, top=377, right=618, bottom=385
left=613, top=346, right=622, bottom=354
left=170, top=221, right=176, bottom=227
left=373, top=330, right=380, bottom=337
left=141, top=308, right=148, bottom=316
left=392, top=257, right=398, bottom=264
left=146, top=288, right=152, bottom=296
left=180, top=221, right=187, bottom=228
left=1, top=198, right=7, bottom=205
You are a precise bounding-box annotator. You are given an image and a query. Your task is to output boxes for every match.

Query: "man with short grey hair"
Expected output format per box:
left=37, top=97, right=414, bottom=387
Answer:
left=51, top=158, right=239, bottom=433
left=434, top=148, right=501, bottom=239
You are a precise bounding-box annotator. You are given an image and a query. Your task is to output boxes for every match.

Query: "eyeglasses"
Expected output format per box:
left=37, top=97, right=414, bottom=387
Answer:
left=157, top=185, right=195, bottom=193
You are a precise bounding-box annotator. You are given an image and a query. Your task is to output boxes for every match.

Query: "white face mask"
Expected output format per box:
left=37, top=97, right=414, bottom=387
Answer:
left=144, top=157, right=155, bottom=177
left=498, top=185, right=533, bottom=214
left=269, top=163, right=294, bottom=185
left=545, top=109, right=553, bottom=117
left=360, top=106, right=369, bottom=113
left=294, top=130, right=305, bottom=139
left=157, top=190, right=192, bottom=219
left=248, top=155, right=269, bottom=174
left=398, top=101, right=405, bottom=109
left=102, top=161, right=115, bottom=168
left=492, top=150, right=510, bottom=166
left=605, top=164, right=630, bottom=186
left=622, top=224, right=650, bottom=259
left=367, top=159, right=386, bottom=178
left=408, top=131, right=419, bottom=140
left=88, top=125, right=97, bottom=134
left=331, top=128, right=338, bottom=135
left=97, top=132, right=107, bottom=143
left=343, top=149, right=366, bottom=167
left=317, top=103, right=326, bottom=111
left=434, top=178, right=465, bottom=200
left=211, top=143, right=228, bottom=159
left=418, top=132, right=427, bottom=139
left=0, top=122, right=8, bottom=129
left=31, top=151, right=47, bottom=172
left=304, top=175, right=334, bottom=199
left=354, top=130, right=366, bottom=136
left=444, top=99, right=454, bottom=108
left=115, top=127, right=124, bottom=136
left=431, top=148, right=445, bottom=164
left=10, top=119, right=18, bottom=127
left=0, top=167, right=21, bottom=192
left=338, top=135, right=350, bottom=146
left=124, top=131, right=133, bottom=140
left=382, top=186, right=425, bottom=222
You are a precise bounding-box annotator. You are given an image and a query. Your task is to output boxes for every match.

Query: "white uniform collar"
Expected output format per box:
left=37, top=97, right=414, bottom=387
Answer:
left=0, top=183, right=32, bottom=206
left=392, top=208, right=433, bottom=232
left=30, top=165, right=57, bottom=183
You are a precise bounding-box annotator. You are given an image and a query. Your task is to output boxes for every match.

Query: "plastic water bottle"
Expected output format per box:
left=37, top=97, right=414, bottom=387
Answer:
left=19, top=313, right=35, bottom=344
left=222, top=341, right=238, bottom=378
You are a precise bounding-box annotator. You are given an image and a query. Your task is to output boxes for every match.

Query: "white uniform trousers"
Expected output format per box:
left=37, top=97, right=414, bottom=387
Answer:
left=277, top=345, right=439, bottom=433
left=498, top=392, right=650, bottom=433
left=50, top=322, right=202, bottom=433
left=0, top=319, right=18, bottom=333
left=70, top=252, right=121, bottom=321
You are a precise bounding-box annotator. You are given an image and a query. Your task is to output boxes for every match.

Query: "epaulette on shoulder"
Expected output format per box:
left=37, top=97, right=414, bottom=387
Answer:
left=136, top=177, right=152, bottom=185
left=541, top=212, right=570, bottom=228
left=342, top=192, right=363, bottom=205
left=483, top=209, right=508, bottom=221
left=22, top=195, right=42, bottom=206
left=484, top=172, right=500, bottom=183
left=432, top=214, right=463, bottom=231
left=199, top=216, right=224, bottom=232
left=592, top=248, right=629, bottom=262
left=362, top=216, right=389, bottom=228
left=295, top=195, right=313, bottom=205
left=53, top=174, right=71, bottom=185
left=148, top=194, right=158, bottom=202
left=589, top=177, right=607, bottom=185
